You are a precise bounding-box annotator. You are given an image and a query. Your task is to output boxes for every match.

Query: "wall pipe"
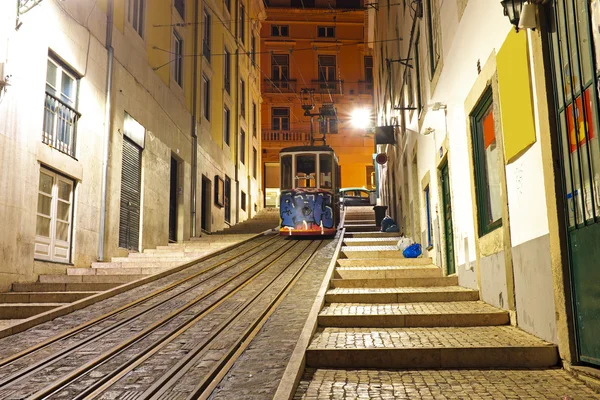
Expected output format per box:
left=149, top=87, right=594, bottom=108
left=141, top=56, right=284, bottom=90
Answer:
left=191, top=0, right=200, bottom=237
left=98, top=0, right=114, bottom=261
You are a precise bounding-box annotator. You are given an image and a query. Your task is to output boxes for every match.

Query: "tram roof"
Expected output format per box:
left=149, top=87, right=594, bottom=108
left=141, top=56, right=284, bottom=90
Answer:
left=279, top=145, right=335, bottom=154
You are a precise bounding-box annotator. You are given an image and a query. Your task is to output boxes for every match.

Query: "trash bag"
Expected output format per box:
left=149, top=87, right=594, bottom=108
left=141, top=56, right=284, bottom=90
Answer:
left=402, top=243, right=422, bottom=258
left=397, top=237, right=413, bottom=251
left=380, top=216, right=395, bottom=232
left=386, top=224, right=400, bottom=232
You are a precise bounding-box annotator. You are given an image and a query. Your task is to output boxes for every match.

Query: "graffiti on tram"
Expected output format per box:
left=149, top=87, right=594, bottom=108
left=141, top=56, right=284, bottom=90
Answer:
left=280, top=191, right=334, bottom=230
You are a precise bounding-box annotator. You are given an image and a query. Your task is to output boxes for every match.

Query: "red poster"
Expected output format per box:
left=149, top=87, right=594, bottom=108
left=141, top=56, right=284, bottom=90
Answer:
left=566, top=87, right=595, bottom=153
left=483, top=109, right=495, bottom=149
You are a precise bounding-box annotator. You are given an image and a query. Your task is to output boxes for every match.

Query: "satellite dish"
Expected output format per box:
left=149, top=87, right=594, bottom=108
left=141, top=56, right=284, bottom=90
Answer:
left=375, top=153, right=388, bottom=165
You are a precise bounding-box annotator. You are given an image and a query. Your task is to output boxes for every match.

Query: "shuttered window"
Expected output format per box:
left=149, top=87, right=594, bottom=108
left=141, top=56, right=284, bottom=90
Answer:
left=35, top=168, right=74, bottom=263
left=119, top=137, right=142, bottom=250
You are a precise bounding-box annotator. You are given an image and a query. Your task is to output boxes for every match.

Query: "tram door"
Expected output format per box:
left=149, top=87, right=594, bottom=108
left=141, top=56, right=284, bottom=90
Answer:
left=547, top=2, right=600, bottom=365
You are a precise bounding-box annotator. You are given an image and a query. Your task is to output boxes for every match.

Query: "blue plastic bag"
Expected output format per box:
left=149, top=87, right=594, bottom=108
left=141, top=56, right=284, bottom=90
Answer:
left=381, top=216, right=395, bottom=232
left=402, top=243, right=422, bottom=258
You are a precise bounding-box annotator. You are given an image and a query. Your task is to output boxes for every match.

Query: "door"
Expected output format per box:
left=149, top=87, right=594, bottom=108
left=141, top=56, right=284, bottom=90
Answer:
left=547, top=1, right=600, bottom=365
left=169, top=157, right=178, bottom=242
left=119, top=137, right=142, bottom=251
left=441, top=161, right=455, bottom=275
left=201, top=176, right=211, bottom=232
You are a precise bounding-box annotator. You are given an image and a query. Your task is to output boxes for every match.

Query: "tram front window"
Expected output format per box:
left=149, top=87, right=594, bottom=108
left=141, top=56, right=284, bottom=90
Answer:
left=281, top=155, right=292, bottom=189
left=296, top=154, right=316, bottom=188
left=320, top=154, right=332, bottom=189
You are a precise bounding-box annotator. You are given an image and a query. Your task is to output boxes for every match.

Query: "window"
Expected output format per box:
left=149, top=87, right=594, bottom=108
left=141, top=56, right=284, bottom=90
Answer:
left=319, top=116, right=338, bottom=134
left=251, top=34, right=257, bottom=67
left=253, top=147, right=257, bottom=178
left=224, top=176, right=231, bottom=223
left=271, top=25, right=289, bottom=37
left=224, top=106, right=230, bottom=145
left=271, top=54, right=289, bottom=89
left=317, top=26, right=335, bottom=38
left=415, top=32, right=424, bottom=114
left=406, top=66, right=414, bottom=109
left=35, top=168, right=74, bottom=263
left=241, top=191, right=247, bottom=211
left=318, top=55, right=336, bottom=81
left=224, top=49, right=231, bottom=94
left=202, top=75, right=210, bottom=121
left=127, top=0, right=145, bottom=37
left=215, top=176, right=225, bottom=206
left=471, top=88, right=502, bottom=236
left=174, top=0, right=184, bottom=18
left=239, top=3, right=245, bottom=44
left=272, top=107, right=289, bottom=130
left=240, top=129, right=246, bottom=164
left=296, top=154, right=316, bottom=188
left=281, top=155, right=292, bottom=189
left=425, top=0, right=441, bottom=78
left=365, top=56, right=373, bottom=82
left=424, top=185, right=432, bottom=248
left=224, top=0, right=230, bottom=13
left=173, top=31, right=183, bottom=87
left=319, top=154, right=332, bottom=189
left=203, top=9, right=211, bottom=60
left=252, top=102, right=257, bottom=137
left=240, top=79, right=246, bottom=118
left=43, top=57, right=80, bottom=158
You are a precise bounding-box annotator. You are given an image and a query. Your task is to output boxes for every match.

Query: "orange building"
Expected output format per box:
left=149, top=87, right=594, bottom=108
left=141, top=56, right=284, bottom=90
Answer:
left=259, top=0, right=374, bottom=206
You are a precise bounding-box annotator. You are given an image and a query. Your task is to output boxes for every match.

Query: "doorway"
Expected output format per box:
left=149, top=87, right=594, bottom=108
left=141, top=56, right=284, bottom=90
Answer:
left=201, top=176, right=211, bottom=232
left=440, top=161, right=455, bottom=275
left=169, top=157, right=178, bottom=242
left=118, top=137, right=141, bottom=251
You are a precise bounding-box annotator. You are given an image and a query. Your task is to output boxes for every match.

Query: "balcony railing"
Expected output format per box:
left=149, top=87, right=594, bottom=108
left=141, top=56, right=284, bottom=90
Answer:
left=262, top=130, right=309, bottom=142
left=311, top=80, right=343, bottom=94
left=358, top=80, right=374, bottom=95
left=263, top=79, right=297, bottom=93
left=42, top=91, right=81, bottom=158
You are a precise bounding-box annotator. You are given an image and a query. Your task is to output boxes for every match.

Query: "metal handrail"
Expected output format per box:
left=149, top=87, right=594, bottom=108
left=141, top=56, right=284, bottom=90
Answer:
left=42, top=91, right=80, bottom=158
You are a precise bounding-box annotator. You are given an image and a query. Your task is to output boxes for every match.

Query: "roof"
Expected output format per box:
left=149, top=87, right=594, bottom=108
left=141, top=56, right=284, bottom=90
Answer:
left=279, top=145, right=335, bottom=153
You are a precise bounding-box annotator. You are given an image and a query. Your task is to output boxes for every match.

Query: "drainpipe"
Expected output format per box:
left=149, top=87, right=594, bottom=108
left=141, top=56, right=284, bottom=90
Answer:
left=235, top=47, right=240, bottom=225
left=98, top=0, right=114, bottom=261
left=191, top=0, right=200, bottom=237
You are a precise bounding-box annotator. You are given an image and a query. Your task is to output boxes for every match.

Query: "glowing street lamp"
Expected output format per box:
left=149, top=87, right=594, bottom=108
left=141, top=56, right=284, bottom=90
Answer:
left=351, top=108, right=372, bottom=130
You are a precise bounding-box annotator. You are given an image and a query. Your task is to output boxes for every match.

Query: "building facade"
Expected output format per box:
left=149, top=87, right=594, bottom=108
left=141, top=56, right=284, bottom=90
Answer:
left=259, top=0, right=374, bottom=207
left=0, top=0, right=264, bottom=290
left=371, top=0, right=600, bottom=376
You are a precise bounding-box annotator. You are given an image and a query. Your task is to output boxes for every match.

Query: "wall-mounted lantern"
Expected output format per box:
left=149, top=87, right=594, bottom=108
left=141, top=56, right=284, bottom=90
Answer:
left=501, top=0, right=525, bottom=31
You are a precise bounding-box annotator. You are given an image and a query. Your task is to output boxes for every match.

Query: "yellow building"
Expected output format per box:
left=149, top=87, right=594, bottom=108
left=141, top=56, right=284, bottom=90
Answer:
left=259, top=0, right=374, bottom=207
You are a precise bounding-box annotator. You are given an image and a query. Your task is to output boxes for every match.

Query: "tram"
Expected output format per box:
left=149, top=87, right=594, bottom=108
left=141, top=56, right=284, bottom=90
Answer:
left=278, top=145, right=340, bottom=236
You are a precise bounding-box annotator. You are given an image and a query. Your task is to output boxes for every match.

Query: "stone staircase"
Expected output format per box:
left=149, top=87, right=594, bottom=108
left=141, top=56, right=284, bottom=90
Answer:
left=304, top=209, right=559, bottom=371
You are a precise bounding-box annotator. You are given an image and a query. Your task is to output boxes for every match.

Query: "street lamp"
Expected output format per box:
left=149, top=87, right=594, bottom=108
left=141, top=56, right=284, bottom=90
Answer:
left=351, top=108, right=372, bottom=130
left=501, top=0, right=525, bottom=32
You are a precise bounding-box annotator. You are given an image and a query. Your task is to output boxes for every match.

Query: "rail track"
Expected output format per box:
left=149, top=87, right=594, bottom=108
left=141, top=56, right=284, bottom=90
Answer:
left=0, top=234, right=327, bottom=399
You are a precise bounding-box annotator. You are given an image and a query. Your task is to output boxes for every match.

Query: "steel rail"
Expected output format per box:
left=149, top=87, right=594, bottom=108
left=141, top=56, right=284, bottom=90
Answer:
left=146, top=240, right=325, bottom=400
left=26, top=240, right=302, bottom=399
left=0, top=235, right=284, bottom=389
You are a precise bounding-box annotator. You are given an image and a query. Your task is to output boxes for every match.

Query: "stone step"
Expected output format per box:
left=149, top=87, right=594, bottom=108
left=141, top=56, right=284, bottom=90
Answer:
left=345, top=219, right=376, bottom=224
left=330, top=276, right=458, bottom=288
left=325, top=286, right=479, bottom=303
left=337, top=258, right=434, bottom=267
left=110, top=257, right=193, bottom=263
left=11, top=282, right=120, bottom=292
left=306, top=326, right=559, bottom=369
left=344, top=232, right=402, bottom=239
left=343, top=224, right=380, bottom=232
left=69, top=267, right=168, bottom=276
left=128, top=251, right=208, bottom=258
left=341, top=245, right=407, bottom=259
left=318, top=301, right=509, bottom=327
left=39, top=274, right=145, bottom=284
left=343, top=238, right=400, bottom=247
left=0, top=291, right=98, bottom=303
left=0, top=303, right=65, bottom=319
left=91, top=261, right=182, bottom=269
left=335, top=266, right=442, bottom=279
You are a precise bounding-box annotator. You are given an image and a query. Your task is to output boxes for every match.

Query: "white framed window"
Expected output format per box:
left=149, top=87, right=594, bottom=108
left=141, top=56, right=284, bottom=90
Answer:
left=35, top=168, right=74, bottom=263
left=271, top=25, right=289, bottom=37
left=224, top=106, right=231, bottom=145
left=127, top=0, right=145, bottom=38
left=173, top=30, right=183, bottom=87
left=202, top=74, right=210, bottom=121
left=240, top=79, right=246, bottom=118
left=44, top=57, right=80, bottom=158
left=317, top=26, right=335, bottom=38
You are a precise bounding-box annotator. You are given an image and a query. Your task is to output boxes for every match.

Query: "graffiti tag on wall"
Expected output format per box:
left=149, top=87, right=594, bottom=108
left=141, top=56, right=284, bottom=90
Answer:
left=280, top=190, right=334, bottom=229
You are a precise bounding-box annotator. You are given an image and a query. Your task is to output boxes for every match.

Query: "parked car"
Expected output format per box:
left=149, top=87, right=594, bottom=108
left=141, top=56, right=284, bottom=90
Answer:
left=339, top=188, right=375, bottom=207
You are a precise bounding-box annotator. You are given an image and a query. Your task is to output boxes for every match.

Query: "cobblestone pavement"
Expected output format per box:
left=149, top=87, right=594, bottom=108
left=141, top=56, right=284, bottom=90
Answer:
left=308, top=326, right=553, bottom=349
left=319, top=301, right=504, bottom=316
left=294, top=368, right=600, bottom=399
left=207, top=236, right=339, bottom=400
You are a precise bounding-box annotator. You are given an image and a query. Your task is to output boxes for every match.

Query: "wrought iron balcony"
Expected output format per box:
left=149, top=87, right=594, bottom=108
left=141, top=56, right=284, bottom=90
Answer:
left=262, top=130, right=309, bottom=143
left=358, top=80, right=374, bottom=95
left=42, top=91, right=81, bottom=158
left=263, top=79, right=297, bottom=93
left=311, top=80, right=343, bottom=94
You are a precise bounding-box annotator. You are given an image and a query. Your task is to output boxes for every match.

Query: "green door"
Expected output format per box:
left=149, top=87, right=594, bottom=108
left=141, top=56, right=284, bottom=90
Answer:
left=548, top=1, right=600, bottom=365
left=441, top=162, right=455, bottom=275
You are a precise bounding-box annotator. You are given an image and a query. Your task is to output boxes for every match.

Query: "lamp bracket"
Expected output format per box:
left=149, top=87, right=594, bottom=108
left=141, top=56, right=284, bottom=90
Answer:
left=386, top=58, right=413, bottom=69
left=394, top=106, right=418, bottom=111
